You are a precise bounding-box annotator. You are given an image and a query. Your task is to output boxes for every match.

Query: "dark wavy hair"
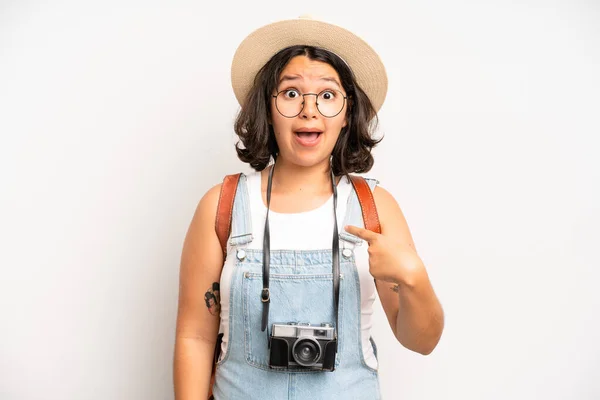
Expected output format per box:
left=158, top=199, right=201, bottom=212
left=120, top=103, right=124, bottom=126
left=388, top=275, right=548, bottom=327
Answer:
left=234, top=45, right=382, bottom=176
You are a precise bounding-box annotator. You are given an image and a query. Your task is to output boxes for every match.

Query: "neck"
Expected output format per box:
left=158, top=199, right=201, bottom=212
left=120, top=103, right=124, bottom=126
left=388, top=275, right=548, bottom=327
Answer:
left=267, top=157, right=334, bottom=195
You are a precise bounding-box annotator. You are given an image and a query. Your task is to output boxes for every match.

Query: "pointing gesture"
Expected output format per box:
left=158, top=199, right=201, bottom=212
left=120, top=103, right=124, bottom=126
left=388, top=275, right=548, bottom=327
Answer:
left=344, top=224, right=425, bottom=286
left=344, top=225, right=379, bottom=245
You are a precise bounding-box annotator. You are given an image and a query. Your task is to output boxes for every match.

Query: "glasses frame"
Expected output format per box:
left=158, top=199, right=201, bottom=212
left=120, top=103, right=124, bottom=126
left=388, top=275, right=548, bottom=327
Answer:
left=272, top=89, right=348, bottom=118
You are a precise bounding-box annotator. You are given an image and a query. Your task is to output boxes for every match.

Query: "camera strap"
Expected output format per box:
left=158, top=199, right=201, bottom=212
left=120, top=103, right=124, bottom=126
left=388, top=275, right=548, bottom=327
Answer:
left=261, top=163, right=341, bottom=342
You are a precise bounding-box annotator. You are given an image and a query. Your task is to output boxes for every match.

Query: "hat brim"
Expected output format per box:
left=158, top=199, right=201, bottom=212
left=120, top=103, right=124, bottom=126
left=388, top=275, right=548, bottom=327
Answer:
left=231, top=18, right=388, bottom=113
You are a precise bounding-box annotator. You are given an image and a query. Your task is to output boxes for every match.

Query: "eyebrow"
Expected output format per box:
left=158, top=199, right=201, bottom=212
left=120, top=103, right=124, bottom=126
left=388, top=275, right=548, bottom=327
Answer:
left=278, top=74, right=342, bottom=90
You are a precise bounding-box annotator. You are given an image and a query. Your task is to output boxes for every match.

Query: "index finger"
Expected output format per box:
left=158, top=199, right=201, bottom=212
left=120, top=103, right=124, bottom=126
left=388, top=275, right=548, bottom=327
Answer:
left=344, top=225, right=379, bottom=244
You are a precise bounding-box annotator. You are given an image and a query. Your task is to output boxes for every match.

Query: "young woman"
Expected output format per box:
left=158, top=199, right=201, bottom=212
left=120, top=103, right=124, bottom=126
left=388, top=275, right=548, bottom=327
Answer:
left=174, top=16, right=444, bottom=399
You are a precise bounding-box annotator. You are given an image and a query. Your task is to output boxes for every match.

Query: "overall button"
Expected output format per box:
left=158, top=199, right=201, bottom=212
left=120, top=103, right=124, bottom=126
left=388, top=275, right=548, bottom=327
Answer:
left=236, top=249, right=246, bottom=261
left=342, top=248, right=353, bottom=258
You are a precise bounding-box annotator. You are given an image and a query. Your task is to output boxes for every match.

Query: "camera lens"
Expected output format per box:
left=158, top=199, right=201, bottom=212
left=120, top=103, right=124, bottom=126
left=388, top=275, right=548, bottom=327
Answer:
left=292, top=337, right=321, bottom=367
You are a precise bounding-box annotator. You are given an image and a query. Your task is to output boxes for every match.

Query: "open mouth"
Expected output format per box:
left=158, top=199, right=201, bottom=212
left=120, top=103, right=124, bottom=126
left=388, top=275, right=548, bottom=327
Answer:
left=294, top=130, right=323, bottom=147
left=294, top=131, right=323, bottom=140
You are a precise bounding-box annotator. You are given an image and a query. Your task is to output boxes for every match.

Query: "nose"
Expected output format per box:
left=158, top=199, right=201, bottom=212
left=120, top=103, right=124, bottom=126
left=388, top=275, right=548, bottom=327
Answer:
left=300, top=93, right=319, bottom=119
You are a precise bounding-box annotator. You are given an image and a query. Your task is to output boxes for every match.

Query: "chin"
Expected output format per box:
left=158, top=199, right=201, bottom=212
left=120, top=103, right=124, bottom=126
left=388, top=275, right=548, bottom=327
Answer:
left=287, top=153, right=330, bottom=168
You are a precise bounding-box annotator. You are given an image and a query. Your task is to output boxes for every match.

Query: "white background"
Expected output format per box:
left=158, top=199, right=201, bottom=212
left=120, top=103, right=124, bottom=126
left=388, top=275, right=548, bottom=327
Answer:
left=1, top=1, right=599, bottom=399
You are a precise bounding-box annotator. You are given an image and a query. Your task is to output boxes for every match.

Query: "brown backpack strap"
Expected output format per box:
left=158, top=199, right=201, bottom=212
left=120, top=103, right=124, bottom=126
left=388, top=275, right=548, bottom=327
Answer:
left=348, top=175, right=381, bottom=234
left=215, top=173, right=242, bottom=258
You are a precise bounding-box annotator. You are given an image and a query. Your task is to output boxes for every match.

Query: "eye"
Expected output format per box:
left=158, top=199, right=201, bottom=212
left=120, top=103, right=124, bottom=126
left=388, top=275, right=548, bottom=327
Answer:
left=283, top=89, right=300, bottom=99
left=320, top=90, right=337, bottom=101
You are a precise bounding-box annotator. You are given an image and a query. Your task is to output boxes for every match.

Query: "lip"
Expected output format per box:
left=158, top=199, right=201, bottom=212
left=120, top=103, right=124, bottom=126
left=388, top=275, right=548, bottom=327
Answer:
left=295, top=127, right=324, bottom=133
left=294, top=129, right=323, bottom=147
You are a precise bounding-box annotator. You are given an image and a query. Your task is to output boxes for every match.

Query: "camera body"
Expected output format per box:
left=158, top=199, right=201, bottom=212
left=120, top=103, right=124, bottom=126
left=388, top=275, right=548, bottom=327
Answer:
left=269, top=322, right=337, bottom=371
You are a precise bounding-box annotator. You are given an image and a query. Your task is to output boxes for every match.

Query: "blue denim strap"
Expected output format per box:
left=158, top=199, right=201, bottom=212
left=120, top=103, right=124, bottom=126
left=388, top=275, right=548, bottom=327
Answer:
left=340, top=177, right=379, bottom=244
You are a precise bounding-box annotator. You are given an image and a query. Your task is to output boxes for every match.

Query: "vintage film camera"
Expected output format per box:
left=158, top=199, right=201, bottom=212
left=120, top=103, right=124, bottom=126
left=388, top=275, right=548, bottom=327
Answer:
left=269, top=322, right=337, bottom=371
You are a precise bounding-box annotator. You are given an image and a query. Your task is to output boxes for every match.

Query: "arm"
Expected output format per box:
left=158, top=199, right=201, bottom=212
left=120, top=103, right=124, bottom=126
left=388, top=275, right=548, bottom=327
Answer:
left=173, top=183, right=224, bottom=399
left=346, top=186, right=444, bottom=355
left=373, top=186, right=444, bottom=355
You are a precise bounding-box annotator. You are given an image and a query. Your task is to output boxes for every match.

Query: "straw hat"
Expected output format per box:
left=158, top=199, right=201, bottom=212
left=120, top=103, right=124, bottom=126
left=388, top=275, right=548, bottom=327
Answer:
left=230, top=15, right=388, bottom=112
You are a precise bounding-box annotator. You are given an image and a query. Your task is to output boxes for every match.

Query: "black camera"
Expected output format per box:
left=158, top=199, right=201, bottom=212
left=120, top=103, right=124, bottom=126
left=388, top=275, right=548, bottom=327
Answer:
left=268, top=322, right=338, bottom=371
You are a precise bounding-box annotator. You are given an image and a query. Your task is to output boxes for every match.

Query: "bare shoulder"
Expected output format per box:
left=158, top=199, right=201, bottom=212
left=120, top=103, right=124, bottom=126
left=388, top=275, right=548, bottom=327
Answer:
left=198, top=183, right=222, bottom=219
left=372, top=185, right=417, bottom=252
left=182, top=182, right=223, bottom=268
left=372, top=185, right=397, bottom=212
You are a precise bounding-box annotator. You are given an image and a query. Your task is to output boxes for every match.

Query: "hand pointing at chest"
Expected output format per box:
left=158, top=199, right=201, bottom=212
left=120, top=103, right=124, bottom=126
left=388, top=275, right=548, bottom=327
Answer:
left=344, top=225, right=425, bottom=286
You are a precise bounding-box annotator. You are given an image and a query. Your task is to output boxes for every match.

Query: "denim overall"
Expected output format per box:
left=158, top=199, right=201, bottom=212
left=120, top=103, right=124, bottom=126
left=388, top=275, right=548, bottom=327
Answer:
left=212, top=173, right=382, bottom=400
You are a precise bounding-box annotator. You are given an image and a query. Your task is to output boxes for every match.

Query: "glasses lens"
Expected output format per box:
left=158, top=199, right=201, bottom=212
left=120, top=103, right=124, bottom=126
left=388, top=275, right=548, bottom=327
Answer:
left=276, top=90, right=303, bottom=117
left=275, top=89, right=345, bottom=118
left=316, top=89, right=345, bottom=117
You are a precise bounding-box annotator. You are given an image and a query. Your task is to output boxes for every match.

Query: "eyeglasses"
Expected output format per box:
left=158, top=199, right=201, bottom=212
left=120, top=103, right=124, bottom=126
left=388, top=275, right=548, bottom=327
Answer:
left=272, top=88, right=348, bottom=118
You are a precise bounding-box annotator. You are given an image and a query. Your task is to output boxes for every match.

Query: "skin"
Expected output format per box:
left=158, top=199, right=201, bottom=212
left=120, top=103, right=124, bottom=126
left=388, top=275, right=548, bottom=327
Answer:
left=261, top=55, right=347, bottom=211
left=173, top=55, right=444, bottom=399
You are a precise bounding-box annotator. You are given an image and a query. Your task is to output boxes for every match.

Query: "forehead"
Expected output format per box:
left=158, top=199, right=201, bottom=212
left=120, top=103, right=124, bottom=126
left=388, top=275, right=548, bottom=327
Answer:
left=278, top=55, right=341, bottom=85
